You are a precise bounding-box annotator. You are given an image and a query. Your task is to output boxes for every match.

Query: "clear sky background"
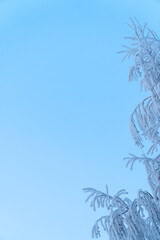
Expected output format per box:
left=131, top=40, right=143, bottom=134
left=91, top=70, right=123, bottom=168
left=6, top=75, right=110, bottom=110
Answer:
left=0, top=0, right=160, bottom=240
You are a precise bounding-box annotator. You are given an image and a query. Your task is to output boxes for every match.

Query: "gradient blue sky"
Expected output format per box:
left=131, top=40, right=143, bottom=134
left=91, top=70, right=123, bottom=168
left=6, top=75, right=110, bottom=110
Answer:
left=0, top=0, right=160, bottom=240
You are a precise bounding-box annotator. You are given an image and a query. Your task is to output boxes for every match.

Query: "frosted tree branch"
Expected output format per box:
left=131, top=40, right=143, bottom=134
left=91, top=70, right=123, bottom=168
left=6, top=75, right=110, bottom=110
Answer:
left=84, top=18, right=160, bottom=240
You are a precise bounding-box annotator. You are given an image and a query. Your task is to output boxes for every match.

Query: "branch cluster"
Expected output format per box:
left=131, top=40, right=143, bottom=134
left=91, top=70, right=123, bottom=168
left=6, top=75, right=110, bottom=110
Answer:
left=84, top=18, right=160, bottom=240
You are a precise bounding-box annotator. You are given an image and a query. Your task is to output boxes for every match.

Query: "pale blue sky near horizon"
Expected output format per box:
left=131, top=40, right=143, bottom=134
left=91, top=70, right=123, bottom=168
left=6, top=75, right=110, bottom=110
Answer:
left=0, top=0, right=160, bottom=240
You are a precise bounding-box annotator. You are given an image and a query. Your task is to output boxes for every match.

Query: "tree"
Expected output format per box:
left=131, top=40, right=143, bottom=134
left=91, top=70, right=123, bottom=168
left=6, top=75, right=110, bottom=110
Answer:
left=84, top=18, right=160, bottom=240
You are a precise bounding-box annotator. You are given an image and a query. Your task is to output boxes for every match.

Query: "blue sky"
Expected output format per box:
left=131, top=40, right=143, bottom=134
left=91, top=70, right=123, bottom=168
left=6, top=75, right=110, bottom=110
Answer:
left=0, top=0, right=160, bottom=240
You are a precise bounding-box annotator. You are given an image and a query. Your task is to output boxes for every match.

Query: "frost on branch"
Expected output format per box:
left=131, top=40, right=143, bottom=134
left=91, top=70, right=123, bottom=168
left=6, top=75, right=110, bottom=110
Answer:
left=121, top=18, right=160, bottom=153
left=84, top=19, right=160, bottom=240
left=125, top=153, right=160, bottom=201
left=84, top=186, right=160, bottom=239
